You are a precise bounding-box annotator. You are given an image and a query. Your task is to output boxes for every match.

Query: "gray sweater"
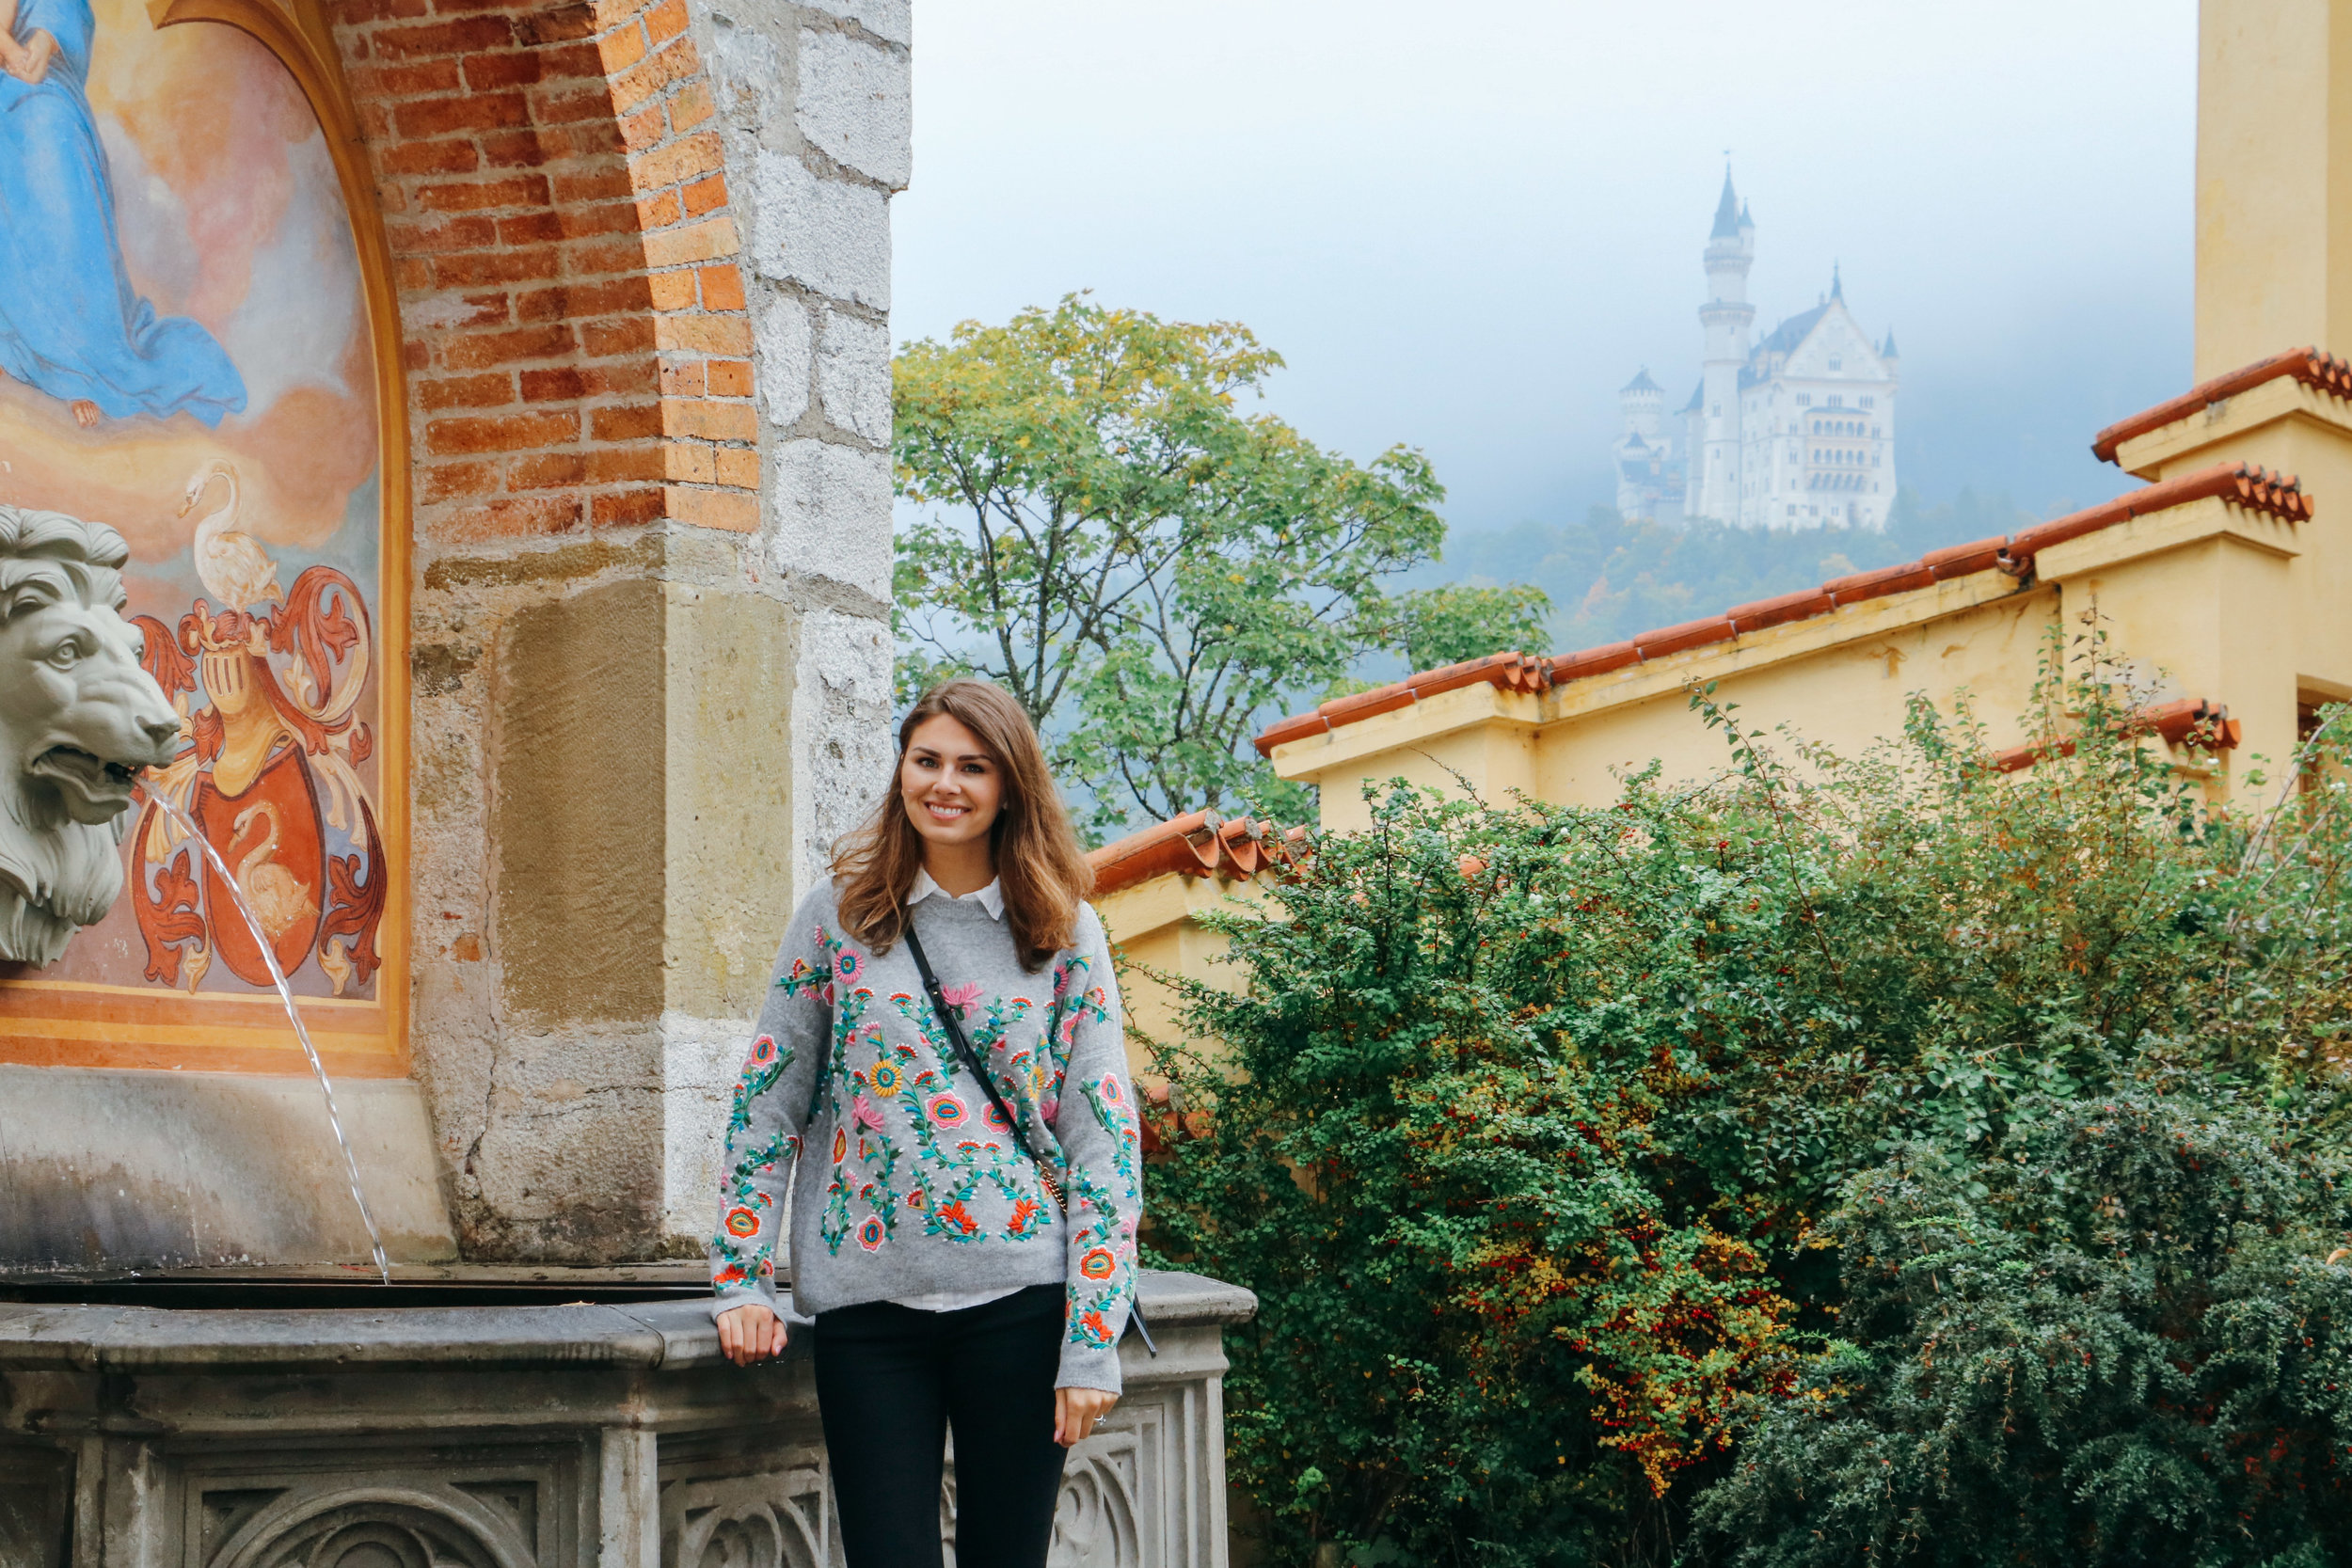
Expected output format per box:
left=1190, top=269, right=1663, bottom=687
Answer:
left=710, top=880, right=1141, bottom=1392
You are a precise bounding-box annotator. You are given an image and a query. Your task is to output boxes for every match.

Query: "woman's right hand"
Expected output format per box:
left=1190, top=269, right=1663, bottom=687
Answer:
left=717, top=1303, right=786, bottom=1366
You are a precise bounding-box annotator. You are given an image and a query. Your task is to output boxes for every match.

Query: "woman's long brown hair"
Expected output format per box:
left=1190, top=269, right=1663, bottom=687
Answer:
left=832, top=678, right=1093, bottom=970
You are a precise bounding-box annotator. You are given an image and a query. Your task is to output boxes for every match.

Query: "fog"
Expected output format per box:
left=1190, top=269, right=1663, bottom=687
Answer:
left=893, top=0, right=2198, bottom=533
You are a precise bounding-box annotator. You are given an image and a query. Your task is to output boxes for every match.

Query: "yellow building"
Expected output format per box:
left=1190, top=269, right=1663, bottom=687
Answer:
left=1096, top=0, right=2352, bottom=1045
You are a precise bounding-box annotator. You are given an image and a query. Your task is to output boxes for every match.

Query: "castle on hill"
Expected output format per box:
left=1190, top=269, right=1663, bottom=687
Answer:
left=1613, top=172, right=1900, bottom=530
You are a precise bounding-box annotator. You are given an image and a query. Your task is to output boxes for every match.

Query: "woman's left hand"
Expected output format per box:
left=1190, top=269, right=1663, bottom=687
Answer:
left=1055, top=1386, right=1118, bottom=1448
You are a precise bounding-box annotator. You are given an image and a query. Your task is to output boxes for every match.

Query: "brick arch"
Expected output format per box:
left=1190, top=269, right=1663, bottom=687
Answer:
left=332, top=0, right=755, bottom=545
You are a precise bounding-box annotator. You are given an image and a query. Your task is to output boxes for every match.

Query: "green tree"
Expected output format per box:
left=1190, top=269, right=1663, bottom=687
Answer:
left=893, top=294, right=1537, bottom=837
left=1372, top=582, right=1552, bottom=673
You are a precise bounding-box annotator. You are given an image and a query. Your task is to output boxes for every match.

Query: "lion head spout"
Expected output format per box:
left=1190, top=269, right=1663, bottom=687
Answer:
left=0, top=506, right=183, bottom=966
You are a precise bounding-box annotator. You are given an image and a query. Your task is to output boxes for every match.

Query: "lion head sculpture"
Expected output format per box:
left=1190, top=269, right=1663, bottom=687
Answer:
left=0, top=505, right=182, bottom=966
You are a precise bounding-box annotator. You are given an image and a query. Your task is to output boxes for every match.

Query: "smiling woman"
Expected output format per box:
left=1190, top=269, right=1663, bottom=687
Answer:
left=707, top=677, right=1137, bottom=1568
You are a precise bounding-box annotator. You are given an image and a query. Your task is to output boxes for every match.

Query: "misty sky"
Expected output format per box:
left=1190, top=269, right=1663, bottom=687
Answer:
left=892, top=1, right=2199, bottom=538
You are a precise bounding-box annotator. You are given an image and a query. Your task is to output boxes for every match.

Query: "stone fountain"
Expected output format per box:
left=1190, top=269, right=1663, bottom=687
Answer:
left=0, top=1, right=1252, bottom=1561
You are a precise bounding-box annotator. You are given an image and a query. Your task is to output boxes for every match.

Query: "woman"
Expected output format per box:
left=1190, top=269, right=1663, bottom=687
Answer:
left=0, top=0, right=247, bottom=428
left=711, top=677, right=1140, bottom=1568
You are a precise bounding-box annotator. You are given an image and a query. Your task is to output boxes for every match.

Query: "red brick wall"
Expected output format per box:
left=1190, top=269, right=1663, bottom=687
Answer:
left=332, top=0, right=757, bottom=546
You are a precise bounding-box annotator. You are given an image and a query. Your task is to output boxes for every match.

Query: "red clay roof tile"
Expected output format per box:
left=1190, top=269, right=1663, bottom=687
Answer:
left=1633, top=616, right=1737, bottom=658
left=1990, top=699, right=2238, bottom=773
left=1825, top=562, right=1937, bottom=604
left=1725, top=589, right=1835, bottom=632
left=1318, top=683, right=1412, bottom=722
left=2091, top=347, right=2352, bottom=464
left=1549, top=641, right=1640, bottom=682
left=1921, top=535, right=2010, bottom=579
left=1253, top=712, right=1330, bottom=755
left=1087, top=810, right=1311, bottom=899
left=1251, top=465, right=2308, bottom=755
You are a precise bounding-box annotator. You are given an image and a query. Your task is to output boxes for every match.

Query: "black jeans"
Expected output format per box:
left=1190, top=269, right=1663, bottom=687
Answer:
left=812, top=1283, right=1070, bottom=1568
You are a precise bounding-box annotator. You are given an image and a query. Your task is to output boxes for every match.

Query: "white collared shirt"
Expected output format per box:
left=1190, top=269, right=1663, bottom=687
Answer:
left=907, top=868, right=1005, bottom=920
left=896, top=867, right=1020, bottom=1314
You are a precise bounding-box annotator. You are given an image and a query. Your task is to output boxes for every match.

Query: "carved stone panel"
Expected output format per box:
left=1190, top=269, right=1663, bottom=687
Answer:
left=1047, top=1438, right=1142, bottom=1568
left=0, top=1447, right=72, bottom=1568
left=661, top=1447, right=840, bottom=1568
left=169, top=1448, right=584, bottom=1568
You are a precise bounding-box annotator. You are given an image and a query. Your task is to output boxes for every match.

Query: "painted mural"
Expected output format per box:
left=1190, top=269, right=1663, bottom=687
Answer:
left=0, top=0, right=400, bottom=1073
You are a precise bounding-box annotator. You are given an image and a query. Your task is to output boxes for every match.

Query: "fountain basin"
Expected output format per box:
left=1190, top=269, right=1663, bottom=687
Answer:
left=0, top=1268, right=1254, bottom=1568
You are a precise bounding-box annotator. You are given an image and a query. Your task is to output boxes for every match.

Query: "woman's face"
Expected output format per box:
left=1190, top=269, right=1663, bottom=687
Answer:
left=899, top=713, right=1005, bottom=851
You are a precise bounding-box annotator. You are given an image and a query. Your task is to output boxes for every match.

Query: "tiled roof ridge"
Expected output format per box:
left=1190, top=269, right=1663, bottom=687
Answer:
left=1253, top=460, right=2310, bottom=757
left=1991, top=697, right=2241, bottom=774
left=2091, top=346, right=2352, bottom=464
left=1089, top=809, right=1311, bottom=900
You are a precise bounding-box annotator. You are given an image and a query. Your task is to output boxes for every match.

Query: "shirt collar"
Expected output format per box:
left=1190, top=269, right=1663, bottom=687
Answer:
left=907, top=868, right=1006, bottom=921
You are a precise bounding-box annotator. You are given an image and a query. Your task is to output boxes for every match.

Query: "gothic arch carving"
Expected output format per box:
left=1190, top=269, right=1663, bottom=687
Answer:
left=669, top=1474, right=830, bottom=1568
left=1048, top=1448, right=1140, bottom=1568
left=937, top=1438, right=1143, bottom=1568
left=208, top=1486, right=536, bottom=1568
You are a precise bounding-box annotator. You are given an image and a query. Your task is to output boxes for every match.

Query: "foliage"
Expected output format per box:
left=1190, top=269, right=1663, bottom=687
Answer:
left=1694, top=1095, right=2352, bottom=1567
left=1369, top=583, right=1553, bottom=674
left=1139, top=624, right=2352, bottom=1567
left=892, top=294, right=1539, bottom=839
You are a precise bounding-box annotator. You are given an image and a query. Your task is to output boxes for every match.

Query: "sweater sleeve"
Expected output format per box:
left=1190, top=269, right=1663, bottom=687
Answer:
left=708, top=891, right=834, bottom=1321
left=1047, top=904, right=1143, bottom=1391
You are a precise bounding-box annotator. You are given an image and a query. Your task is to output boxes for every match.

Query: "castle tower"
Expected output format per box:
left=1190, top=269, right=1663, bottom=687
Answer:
left=1613, top=367, right=1668, bottom=518
left=1693, top=171, right=1756, bottom=522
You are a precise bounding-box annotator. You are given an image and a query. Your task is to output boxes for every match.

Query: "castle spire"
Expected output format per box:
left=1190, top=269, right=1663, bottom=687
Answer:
left=1831, top=261, right=1844, bottom=302
left=1710, top=167, right=1742, bottom=239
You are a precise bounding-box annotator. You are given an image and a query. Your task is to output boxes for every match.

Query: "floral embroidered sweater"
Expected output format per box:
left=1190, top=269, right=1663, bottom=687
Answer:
left=709, top=880, right=1142, bottom=1392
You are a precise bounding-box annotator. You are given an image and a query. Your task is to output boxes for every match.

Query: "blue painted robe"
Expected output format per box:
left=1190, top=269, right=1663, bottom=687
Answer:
left=0, top=0, right=246, bottom=425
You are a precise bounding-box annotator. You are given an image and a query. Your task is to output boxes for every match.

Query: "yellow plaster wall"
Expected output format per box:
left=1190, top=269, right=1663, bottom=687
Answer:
left=2194, top=0, right=2352, bottom=376
left=1532, top=589, right=2060, bottom=807
left=2121, top=388, right=2352, bottom=721
left=1094, top=874, right=1265, bottom=1074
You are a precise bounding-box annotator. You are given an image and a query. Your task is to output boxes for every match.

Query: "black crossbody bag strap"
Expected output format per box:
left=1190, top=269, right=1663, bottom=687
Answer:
left=902, top=917, right=1155, bottom=1355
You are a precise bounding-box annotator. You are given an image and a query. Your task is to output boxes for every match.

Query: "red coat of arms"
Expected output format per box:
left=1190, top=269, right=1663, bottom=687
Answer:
left=126, top=465, right=386, bottom=997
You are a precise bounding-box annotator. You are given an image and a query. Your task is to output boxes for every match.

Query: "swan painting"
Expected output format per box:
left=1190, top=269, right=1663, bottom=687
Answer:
left=229, top=801, right=312, bottom=943
left=179, top=460, right=282, bottom=610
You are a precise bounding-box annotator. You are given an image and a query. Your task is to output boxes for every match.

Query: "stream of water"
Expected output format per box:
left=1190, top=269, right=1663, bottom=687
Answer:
left=139, top=785, right=392, bottom=1285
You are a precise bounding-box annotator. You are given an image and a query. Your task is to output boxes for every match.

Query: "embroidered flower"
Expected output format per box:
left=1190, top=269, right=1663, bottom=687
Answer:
left=743, top=1034, right=779, bottom=1069
left=723, top=1206, right=763, bottom=1240
left=1077, top=1310, right=1115, bottom=1347
left=856, top=1215, right=886, bottom=1252
left=1099, top=1072, right=1125, bottom=1105
left=854, top=1094, right=885, bottom=1131
left=1040, top=1096, right=1059, bottom=1124
left=715, top=1263, right=748, bottom=1288
left=940, top=980, right=983, bottom=1014
left=908, top=1187, right=929, bottom=1212
left=983, top=1101, right=1014, bottom=1132
left=837, top=950, right=863, bottom=983
left=832, top=1127, right=849, bottom=1164
left=1007, top=1196, right=1042, bottom=1236
left=937, top=1200, right=979, bottom=1236
left=1079, top=1247, right=1118, bottom=1281
left=870, top=1061, right=903, bottom=1097
left=928, top=1092, right=969, bottom=1131
left=759, top=1257, right=776, bottom=1277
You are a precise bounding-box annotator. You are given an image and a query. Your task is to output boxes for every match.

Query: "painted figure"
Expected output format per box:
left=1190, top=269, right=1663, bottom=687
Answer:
left=0, top=0, right=247, bottom=428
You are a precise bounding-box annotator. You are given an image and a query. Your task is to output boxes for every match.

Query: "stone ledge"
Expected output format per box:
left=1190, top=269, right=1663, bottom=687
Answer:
left=0, top=1269, right=1256, bottom=1374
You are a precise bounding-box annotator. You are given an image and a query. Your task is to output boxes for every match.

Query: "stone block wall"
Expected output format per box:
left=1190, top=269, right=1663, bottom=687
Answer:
left=322, top=0, right=905, bottom=1261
